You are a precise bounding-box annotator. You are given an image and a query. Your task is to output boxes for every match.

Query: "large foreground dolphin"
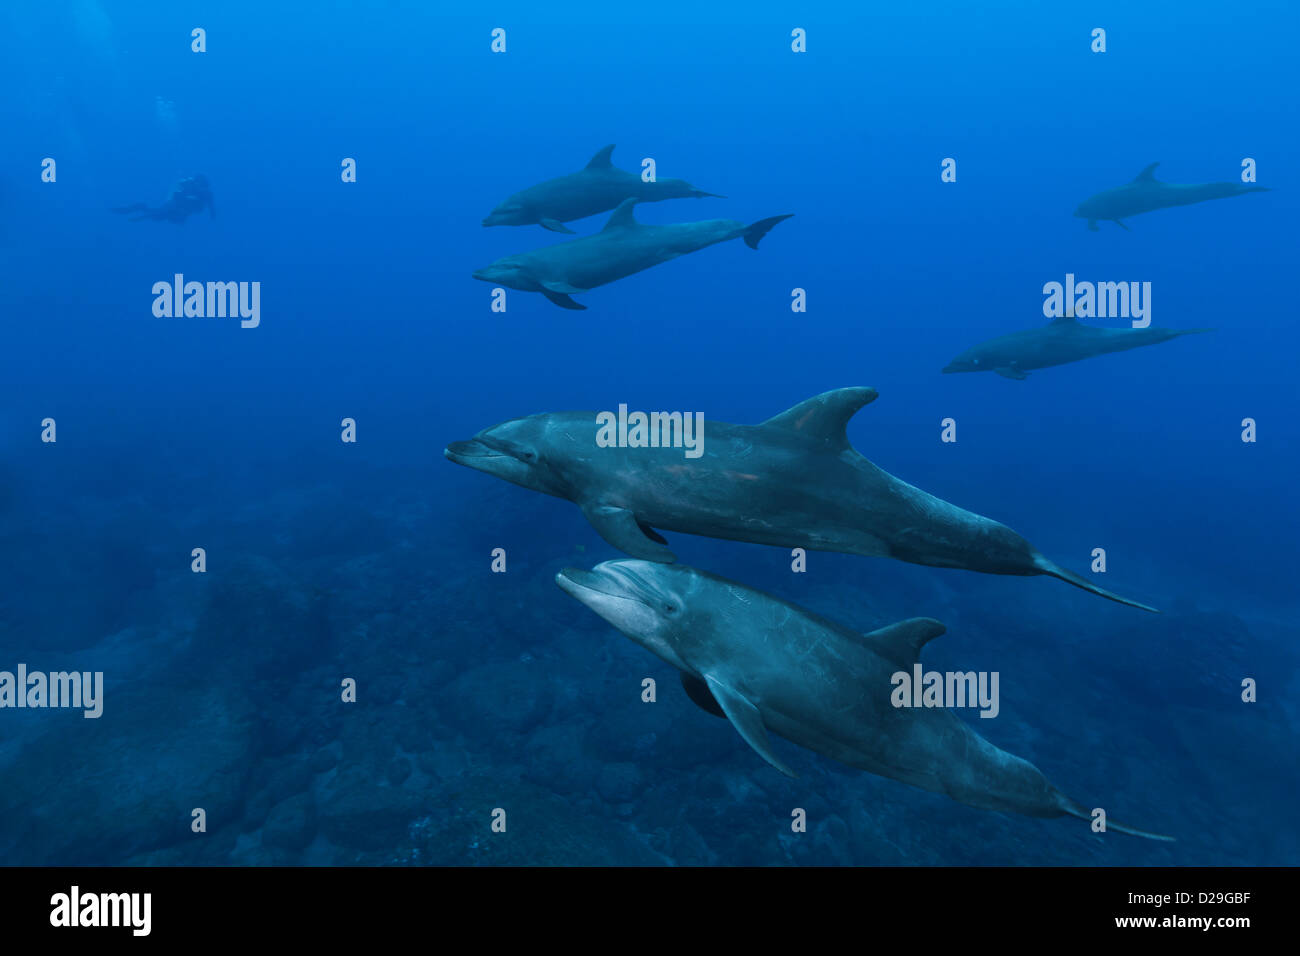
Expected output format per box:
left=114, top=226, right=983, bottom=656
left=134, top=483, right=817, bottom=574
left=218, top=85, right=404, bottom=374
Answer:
left=1074, top=163, right=1269, bottom=231
left=482, top=145, right=724, bottom=233
left=942, top=314, right=1213, bottom=380
left=445, top=387, right=1158, bottom=611
left=557, top=560, right=1172, bottom=839
left=472, top=199, right=793, bottom=310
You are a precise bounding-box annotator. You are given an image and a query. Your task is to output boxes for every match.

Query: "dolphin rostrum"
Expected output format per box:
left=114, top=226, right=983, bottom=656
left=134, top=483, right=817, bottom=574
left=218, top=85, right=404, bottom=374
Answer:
left=472, top=199, right=793, bottom=310
left=445, top=387, right=1158, bottom=611
left=1074, top=162, right=1269, bottom=231
left=482, top=144, right=724, bottom=234
left=557, top=560, right=1173, bottom=839
left=943, top=314, right=1213, bottom=380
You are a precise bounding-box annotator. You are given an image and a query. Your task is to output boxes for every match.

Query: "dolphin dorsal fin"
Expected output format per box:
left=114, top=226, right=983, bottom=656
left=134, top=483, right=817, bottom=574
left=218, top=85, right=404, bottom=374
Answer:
left=601, top=197, right=640, bottom=232
left=1049, top=301, right=1081, bottom=326
left=1133, top=162, right=1161, bottom=183
left=862, top=617, right=947, bottom=664
left=761, top=387, right=879, bottom=446
left=585, top=144, right=616, bottom=169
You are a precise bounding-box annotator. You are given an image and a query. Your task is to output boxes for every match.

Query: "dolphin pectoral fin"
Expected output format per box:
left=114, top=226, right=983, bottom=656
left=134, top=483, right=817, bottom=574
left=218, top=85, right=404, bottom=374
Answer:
left=704, top=675, right=797, bottom=778
left=639, top=523, right=669, bottom=545
left=761, top=387, right=879, bottom=447
left=540, top=288, right=587, bottom=310
left=1113, top=219, right=1131, bottom=231
left=580, top=503, right=676, bottom=562
left=993, top=366, right=1028, bottom=380
left=539, top=218, right=576, bottom=234
left=680, top=672, right=726, bottom=719
left=539, top=279, right=588, bottom=310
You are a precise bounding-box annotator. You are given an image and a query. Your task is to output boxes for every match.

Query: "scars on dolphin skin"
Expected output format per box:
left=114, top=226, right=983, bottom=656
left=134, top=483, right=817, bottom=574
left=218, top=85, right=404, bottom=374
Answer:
left=445, top=387, right=1158, bottom=612
left=556, top=560, right=1172, bottom=840
left=452, top=146, right=1253, bottom=844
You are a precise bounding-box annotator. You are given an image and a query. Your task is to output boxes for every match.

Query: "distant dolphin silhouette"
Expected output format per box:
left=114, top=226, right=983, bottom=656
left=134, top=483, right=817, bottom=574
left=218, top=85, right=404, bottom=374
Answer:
left=472, top=199, right=792, bottom=310
left=943, top=314, right=1213, bottom=379
left=557, top=560, right=1173, bottom=839
left=1074, top=163, right=1269, bottom=231
left=445, top=387, right=1158, bottom=611
left=482, top=144, right=724, bottom=233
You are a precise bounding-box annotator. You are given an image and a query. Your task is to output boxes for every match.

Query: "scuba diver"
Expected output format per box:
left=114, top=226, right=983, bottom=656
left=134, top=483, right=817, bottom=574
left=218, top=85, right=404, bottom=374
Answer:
left=113, top=175, right=215, bottom=223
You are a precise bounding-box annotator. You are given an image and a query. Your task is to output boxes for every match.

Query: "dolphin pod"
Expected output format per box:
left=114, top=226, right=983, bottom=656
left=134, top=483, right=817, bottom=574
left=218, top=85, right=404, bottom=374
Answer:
left=556, top=560, right=1173, bottom=840
left=473, top=198, right=792, bottom=310
left=482, top=144, right=724, bottom=233
left=1074, top=162, right=1269, bottom=231
left=446, top=387, right=1158, bottom=611
left=943, top=313, right=1214, bottom=379
left=453, top=149, right=1237, bottom=845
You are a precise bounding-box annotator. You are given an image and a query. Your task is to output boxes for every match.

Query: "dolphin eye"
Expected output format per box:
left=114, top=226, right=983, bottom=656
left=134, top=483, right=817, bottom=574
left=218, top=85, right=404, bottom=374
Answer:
left=520, top=449, right=538, bottom=463
left=664, top=603, right=677, bottom=614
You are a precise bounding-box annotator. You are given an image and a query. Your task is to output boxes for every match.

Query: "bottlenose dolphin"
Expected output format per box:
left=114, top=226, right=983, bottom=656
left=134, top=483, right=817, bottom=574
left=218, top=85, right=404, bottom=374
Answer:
left=472, top=199, right=792, bottom=310
left=1075, top=163, right=1269, bottom=231
left=482, top=145, right=724, bottom=233
left=556, top=560, right=1172, bottom=839
left=445, top=387, right=1158, bottom=611
left=943, top=314, right=1213, bottom=380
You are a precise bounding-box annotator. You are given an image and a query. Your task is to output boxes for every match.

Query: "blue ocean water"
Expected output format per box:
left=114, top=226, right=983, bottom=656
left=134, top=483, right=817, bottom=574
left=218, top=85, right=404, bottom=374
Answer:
left=1, top=0, right=1296, bottom=865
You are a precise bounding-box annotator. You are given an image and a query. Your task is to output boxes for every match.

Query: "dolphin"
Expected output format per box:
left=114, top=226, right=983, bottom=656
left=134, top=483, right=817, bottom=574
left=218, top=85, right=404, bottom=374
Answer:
left=942, top=314, right=1213, bottom=380
left=482, top=144, right=724, bottom=234
left=472, top=199, right=793, bottom=310
left=445, top=387, right=1158, bottom=611
left=556, top=560, right=1173, bottom=839
left=1074, top=162, right=1270, bottom=231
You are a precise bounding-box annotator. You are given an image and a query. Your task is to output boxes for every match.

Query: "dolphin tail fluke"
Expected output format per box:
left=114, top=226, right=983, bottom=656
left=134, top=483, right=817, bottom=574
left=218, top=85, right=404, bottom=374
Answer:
left=693, top=190, right=727, bottom=199
left=1032, top=556, right=1159, bottom=613
left=743, top=214, right=793, bottom=249
left=1058, top=795, right=1175, bottom=842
